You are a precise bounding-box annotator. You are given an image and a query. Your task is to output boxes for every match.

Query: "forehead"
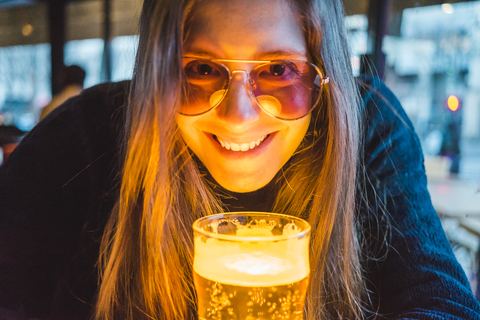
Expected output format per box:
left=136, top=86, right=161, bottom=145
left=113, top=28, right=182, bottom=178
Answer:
left=184, top=0, right=307, bottom=60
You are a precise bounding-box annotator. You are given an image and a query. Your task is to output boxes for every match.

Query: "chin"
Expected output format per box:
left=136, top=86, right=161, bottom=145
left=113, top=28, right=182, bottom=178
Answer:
left=214, top=175, right=271, bottom=193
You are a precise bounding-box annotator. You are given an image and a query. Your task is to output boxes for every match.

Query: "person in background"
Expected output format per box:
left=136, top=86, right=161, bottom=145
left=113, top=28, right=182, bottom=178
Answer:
left=40, top=64, right=86, bottom=121
left=1, top=0, right=479, bottom=319
left=439, top=113, right=462, bottom=175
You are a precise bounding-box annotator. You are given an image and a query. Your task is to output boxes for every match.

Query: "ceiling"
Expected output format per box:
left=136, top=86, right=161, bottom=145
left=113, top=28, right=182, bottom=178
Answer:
left=342, top=0, right=474, bottom=15
left=0, top=0, right=141, bottom=47
left=0, top=0, right=476, bottom=47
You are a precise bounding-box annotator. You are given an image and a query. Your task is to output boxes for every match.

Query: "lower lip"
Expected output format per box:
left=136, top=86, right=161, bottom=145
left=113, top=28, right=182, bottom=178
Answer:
left=207, top=133, right=275, bottom=158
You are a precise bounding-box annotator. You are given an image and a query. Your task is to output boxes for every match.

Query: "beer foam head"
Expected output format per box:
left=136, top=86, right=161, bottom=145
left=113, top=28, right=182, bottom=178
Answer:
left=194, top=236, right=309, bottom=286
left=218, top=252, right=288, bottom=275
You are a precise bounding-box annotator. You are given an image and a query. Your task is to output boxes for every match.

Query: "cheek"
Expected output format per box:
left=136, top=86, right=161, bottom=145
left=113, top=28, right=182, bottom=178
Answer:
left=176, top=116, right=201, bottom=153
left=286, top=116, right=310, bottom=151
left=275, top=115, right=311, bottom=169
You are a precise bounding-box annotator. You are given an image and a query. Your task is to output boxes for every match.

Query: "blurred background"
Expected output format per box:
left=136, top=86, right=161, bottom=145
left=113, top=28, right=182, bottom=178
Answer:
left=0, top=0, right=479, bottom=299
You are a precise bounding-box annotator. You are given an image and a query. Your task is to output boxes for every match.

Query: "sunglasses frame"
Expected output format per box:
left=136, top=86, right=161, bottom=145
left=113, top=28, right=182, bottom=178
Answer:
left=181, top=57, right=330, bottom=120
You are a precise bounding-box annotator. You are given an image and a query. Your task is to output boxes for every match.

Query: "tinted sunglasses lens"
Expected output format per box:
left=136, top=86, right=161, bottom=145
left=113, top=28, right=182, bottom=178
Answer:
left=181, top=60, right=229, bottom=115
left=251, top=61, right=322, bottom=120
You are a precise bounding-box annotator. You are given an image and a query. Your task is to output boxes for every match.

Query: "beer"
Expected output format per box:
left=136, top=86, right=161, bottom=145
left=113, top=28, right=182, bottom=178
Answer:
left=193, top=213, right=311, bottom=320
left=194, top=271, right=308, bottom=320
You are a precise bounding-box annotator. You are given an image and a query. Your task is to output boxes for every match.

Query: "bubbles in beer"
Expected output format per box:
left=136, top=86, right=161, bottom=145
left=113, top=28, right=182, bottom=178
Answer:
left=282, top=223, right=301, bottom=236
left=234, top=219, right=276, bottom=237
left=195, top=272, right=308, bottom=320
left=207, top=217, right=303, bottom=238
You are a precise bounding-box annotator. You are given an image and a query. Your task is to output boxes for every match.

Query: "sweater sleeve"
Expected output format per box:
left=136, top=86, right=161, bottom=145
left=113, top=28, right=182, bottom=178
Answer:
left=359, top=75, right=480, bottom=319
left=0, top=82, right=125, bottom=319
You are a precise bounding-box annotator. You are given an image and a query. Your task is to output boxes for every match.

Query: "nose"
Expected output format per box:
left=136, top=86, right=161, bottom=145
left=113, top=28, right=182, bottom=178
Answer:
left=214, top=71, right=261, bottom=129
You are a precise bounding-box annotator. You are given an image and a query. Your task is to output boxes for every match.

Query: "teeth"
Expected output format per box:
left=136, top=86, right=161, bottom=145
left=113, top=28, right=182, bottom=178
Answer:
left=240, top=143, right=249, bottom=151
left=231, top=143, right=240, bottom=151
left=217, top=135, right=267, bottom=152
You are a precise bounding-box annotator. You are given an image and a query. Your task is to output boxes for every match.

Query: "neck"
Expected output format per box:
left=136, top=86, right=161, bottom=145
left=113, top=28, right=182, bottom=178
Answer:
left=212, top=179, right=276, bottom=212
left=194, top=156, right=276, bottom=212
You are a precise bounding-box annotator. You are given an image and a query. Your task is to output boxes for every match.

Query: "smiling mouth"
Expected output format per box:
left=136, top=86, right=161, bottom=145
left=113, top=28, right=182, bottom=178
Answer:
left=212, top=134, right=270, bottom=151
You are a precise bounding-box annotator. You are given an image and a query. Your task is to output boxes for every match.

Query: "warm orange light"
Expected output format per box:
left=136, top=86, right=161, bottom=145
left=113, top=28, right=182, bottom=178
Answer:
left=447, top=95, right=459, bottom=111
left=22, top=24, right=33, bottom=36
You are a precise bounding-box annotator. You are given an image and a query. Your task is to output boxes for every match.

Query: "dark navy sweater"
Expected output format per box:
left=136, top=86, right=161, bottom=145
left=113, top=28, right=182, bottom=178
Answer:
left=0, top=76, right=479, bottom=319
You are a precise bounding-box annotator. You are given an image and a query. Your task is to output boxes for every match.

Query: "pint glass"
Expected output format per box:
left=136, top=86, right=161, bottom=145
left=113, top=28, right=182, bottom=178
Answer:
left=193, top=212, right=311, bottom=320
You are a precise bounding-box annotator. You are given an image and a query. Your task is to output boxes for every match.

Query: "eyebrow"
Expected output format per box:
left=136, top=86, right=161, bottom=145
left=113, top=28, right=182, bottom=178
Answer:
left=183, top=49, right=218, bottom=58
left=183, top=48, right=307, bottom=60
left=257, top=50, right=307, bottom=60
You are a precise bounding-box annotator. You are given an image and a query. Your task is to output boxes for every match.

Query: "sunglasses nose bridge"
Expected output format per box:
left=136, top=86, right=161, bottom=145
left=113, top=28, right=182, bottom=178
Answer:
left=223, top=69, right=255, bottom=98
left=214, top=70, right=261, bottom=128
left=231, top=69, right=252, bottom=86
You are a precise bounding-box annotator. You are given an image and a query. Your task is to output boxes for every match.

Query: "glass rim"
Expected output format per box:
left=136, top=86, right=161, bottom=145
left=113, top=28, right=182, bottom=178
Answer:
left=192, top=211, right=311, bottom=242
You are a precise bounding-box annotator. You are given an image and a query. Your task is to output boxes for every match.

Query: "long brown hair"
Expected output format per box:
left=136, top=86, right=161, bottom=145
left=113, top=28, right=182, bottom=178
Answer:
left=95, top=0, right=367, bottom=319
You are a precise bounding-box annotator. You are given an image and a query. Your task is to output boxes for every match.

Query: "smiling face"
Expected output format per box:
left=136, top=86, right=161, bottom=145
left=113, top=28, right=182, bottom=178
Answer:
left=176, top=0, right=311, bottom=193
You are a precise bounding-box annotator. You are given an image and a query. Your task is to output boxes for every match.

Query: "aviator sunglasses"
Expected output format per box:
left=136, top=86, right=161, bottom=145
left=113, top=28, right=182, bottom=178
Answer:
left=181, top=57, right=330, bottom=120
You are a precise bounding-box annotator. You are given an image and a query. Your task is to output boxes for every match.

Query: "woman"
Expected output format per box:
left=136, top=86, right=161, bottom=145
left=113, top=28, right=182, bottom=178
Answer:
left=0, top=0, right=479, bottom=319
